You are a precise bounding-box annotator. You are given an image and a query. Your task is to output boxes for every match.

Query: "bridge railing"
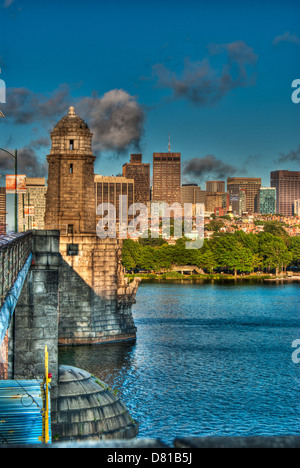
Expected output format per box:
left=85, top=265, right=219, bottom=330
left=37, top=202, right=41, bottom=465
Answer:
left=0, top=232, right=33, bottom=309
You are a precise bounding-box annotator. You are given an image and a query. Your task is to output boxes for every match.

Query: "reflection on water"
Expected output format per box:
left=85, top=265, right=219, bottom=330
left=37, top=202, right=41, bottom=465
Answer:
left=59, top=281, right=300, bottom=445
left=58, top=341, right=136, bottom=391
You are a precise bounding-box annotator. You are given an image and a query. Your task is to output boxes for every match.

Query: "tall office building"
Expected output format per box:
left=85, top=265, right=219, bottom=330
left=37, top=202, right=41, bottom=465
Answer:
left=228, top=187, right=246, bottom=216
left=122, top=154, right=150, bottom=205
left=259, top=187, right=276, bottom=214
left=181, top=184, right=206, bottom=216
left=181, top=184, right=205, bottom=204
left=95, top=175, right=134, bottom=225
left=206, top=181, right=225, bottom=193
left=227, top=177, right=261, bottom=213
left=270, top=170, right=300, bottom=216
left=205, top=192, right=224, bottom=213
left=0, top=187, right=6, bottom=235
left=294, top=200, right=300, bottom=216
left=152, top=152, right=181, bottom=205
left=18, top=177, right=47, bottom=232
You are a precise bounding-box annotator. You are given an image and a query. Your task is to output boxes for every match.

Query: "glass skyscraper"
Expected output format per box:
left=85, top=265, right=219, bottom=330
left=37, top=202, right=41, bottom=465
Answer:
left=259, top=187, right=276, bottom=214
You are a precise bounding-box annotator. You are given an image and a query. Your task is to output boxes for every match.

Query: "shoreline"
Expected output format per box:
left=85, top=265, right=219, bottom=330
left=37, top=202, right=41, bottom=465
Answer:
left=126, top=273, right=300, bottom=283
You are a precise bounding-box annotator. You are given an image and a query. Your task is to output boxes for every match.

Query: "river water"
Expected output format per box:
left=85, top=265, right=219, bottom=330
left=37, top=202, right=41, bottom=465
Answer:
left=58, top=281, right=300, bottom=445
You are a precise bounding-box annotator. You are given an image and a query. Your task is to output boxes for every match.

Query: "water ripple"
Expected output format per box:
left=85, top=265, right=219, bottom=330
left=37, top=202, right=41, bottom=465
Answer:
left=59, top=282, right=300, bottom=445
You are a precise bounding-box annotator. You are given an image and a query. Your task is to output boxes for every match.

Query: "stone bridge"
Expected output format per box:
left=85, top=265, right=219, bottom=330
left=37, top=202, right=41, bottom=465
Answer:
left=0, top=230, right=140, bottom=386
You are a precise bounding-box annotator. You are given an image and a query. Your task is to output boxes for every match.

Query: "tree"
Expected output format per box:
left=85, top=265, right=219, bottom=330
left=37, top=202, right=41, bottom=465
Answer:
left=199, top=249, right=218, bottom=273
left=122, top=239, right=141, bottom=271
left=263, top=221, right=290, bottom=245
left=289, top=237, right=300, bottom=267
left=205, top=220, right=225, bottom=232
left=260, top=237, right=292, bottom=275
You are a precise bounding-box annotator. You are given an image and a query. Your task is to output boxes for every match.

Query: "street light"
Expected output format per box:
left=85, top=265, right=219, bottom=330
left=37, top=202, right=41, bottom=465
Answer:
left=0, top=111, right=18, bottom=233
left=0, top=147, right=18, bottom=233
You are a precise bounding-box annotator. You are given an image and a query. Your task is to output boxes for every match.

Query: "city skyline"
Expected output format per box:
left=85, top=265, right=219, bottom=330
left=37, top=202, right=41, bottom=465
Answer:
left=0, top=0, right=299, bottom=229
left=0, top=2, right=299, bottom=180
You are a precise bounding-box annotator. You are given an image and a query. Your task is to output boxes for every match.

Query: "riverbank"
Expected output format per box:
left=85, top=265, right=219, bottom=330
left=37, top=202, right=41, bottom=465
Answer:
left=264, top=276, right=300, bottom=282
left=126, top=272, right=276, bottom=282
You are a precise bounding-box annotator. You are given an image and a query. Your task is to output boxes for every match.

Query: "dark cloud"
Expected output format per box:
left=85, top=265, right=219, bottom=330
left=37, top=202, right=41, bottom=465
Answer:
left=273, top=31, right=300, bottom=46
left=277, top=144, right=300, bottom=164
left=5, top=84, right=71, bottom=125
left=30, top=137, right=50, bottom=150
left=5, top=86, right=145, bottom=156
left=77, top=90, right=145, bottom=155
left=0, top=144, right=48, bottom=177
left=17, top=147, right=48, bottom=177
left=183, top=155, right=238, bottom=180
left=152, top=40, right=257, bottom=106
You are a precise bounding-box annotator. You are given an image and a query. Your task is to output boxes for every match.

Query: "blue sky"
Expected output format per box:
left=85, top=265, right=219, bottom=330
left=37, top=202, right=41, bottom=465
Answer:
left=0, top=0, right=299, bottom=229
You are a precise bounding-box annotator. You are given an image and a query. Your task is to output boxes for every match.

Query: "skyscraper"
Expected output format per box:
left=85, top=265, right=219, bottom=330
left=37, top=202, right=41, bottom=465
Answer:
left=122, top=154, right=150, bottom=205
left=95, top=175, right=134, bottom=225
left=153, top=151, right=181, bottom=205
left=206, top=181, right=225, bottom=193
left=227, top=187, right=246, bottom=216
left=205, top=192, right=224, bottom=213
left=227, top=177, right=261, bottom=213
left=270, top=170, right=300, bottom=216
left=18, top=177, right=47, bottom=232
left=259, top=187, right=276, bottom=214
left=181, top=184, right=206, bottom=216
left=294, top=200, right=300, bottom=216
left=181, top=184, right=205, bottom=204
left=0, top=187, right=6, bottom=235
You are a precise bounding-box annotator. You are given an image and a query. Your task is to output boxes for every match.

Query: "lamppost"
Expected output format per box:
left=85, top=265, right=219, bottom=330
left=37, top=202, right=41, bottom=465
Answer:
left=0, top=147, right=18, bottom=233
left=0, top=110, right=18, bottom=233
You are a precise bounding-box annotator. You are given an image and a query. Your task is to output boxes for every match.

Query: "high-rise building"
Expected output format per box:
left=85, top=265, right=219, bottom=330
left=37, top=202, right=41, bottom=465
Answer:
left=227, top=177, right=261, bottom=213
left=181, top=184, right=206, bottom=216
left=18, top=177, right=47, bottom=232
left=205, top=192, right=224, bottom=213
left=181, top=184, right=205, bottom=204
left=270, top=170, right=300, bottom=216
left=259, top=187, right=276, bottom=214
left=206, top=181, right=225, bottom=193
left=228, top=187, right=247, bottom=216
left=294, top=200, right=300, bottom=216
left=122, top=154, right=150, bottom=205
left=0, top=187, right=6, bottom=235
left=222, top=192, right=230, bottom=213
left=95, top=175, right=134, bottom=226
left=152, top=152, right=181, bottom=205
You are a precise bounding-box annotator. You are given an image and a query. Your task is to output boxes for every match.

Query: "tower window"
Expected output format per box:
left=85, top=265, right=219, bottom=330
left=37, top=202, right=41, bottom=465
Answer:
left=70, top=164, right=73, bottom=174
left=70, top=140, right=74, bottom=150
left=67, top=244, right=79, bottom=256
left=68, top=224, right=74, bottom=235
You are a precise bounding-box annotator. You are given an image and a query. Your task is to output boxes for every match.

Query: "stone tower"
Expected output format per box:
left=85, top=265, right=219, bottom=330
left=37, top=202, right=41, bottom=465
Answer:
left=44, top=107, right=140, bottom=345
left=45, top=106, right=96, bottom=234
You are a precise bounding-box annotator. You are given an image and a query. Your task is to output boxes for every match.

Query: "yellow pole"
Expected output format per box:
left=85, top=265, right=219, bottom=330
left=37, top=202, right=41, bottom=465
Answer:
left=44, top=345, right=50, bottom=444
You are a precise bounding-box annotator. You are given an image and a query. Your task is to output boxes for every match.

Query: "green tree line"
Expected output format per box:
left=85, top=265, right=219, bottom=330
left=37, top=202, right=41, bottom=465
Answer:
left=122, top=222, right=300, bottom=276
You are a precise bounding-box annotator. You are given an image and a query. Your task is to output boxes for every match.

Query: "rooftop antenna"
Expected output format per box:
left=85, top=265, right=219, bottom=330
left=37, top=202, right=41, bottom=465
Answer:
left=168, top=134, right=171, bottom=153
